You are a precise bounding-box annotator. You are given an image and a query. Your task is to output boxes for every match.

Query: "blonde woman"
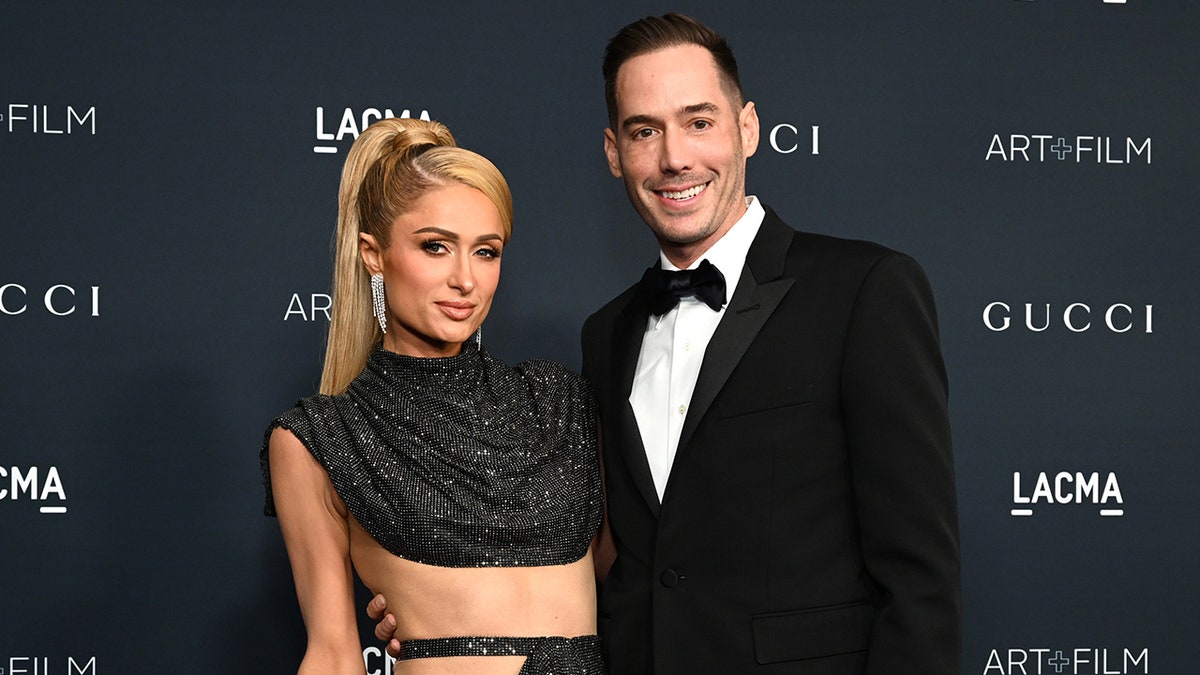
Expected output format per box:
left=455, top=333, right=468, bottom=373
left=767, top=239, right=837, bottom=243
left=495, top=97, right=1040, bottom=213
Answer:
left=262, top=118, right=605, bottom=674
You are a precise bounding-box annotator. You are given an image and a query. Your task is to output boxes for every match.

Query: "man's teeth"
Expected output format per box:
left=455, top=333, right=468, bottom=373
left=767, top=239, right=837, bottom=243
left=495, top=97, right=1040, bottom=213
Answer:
left=660, top=184, right=706, bottom=200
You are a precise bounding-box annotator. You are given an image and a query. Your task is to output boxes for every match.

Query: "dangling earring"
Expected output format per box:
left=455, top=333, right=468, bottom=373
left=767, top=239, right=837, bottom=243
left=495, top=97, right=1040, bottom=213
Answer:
left=370, top=273, right=387, bottom=334
left=475, top=327, right=482, bottom=347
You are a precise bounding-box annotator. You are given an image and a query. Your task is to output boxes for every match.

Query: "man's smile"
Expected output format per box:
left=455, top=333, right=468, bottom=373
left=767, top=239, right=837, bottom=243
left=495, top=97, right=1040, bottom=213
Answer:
left=654, top=182, right=709, bottom=201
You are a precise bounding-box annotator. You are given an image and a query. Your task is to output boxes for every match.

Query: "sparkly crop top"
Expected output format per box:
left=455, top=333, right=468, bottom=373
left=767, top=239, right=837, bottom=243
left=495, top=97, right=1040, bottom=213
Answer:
left=261, top=341, right=602, bottom=568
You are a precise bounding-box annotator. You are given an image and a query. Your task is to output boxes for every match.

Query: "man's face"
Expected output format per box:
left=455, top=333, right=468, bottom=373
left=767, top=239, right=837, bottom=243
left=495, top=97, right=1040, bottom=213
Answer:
left=604, top=44, right=759, bottom=266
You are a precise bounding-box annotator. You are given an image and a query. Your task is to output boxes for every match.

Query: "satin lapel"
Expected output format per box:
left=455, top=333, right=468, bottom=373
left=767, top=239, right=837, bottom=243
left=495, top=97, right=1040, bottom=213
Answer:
left=610, top=290, right=662, bottom=517
left=672, top=211, right=797, bottom=471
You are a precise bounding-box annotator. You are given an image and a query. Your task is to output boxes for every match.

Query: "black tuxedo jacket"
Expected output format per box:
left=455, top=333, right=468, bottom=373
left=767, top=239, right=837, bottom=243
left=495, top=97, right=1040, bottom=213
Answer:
left=581, top=209, right=961, bottom=674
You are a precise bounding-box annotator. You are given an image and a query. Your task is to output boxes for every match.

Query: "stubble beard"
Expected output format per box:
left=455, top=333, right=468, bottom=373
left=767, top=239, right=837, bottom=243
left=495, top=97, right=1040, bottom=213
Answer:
left=631, top=161, right=747, bottom=257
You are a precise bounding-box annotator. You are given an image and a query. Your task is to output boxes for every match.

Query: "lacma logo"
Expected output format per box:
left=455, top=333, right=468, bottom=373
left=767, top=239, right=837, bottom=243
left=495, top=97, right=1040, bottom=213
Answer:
left=1011, top=471, right=1124, bottom=517
left=1, top=466, right=68, bottom=514
left=986, top=134, right=1150, bottom=164
left=314, top=106, right=431, bottom=154
left=2, top=103, right=96, bottom=134
left=984, top=647, right=1147, bottom=674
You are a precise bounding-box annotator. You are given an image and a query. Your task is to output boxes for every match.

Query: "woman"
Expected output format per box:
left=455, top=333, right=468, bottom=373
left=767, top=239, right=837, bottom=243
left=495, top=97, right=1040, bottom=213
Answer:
left=262, top=118, right=605, bottom=674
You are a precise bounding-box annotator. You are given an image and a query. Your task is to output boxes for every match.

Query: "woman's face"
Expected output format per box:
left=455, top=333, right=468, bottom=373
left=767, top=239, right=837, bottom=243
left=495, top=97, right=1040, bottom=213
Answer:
left=361, top=183, right=504, bottom=357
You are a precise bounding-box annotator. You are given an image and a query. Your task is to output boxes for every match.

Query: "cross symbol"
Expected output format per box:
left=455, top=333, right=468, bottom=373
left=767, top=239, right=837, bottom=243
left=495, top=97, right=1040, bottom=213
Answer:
left=1050, top=137, right=1073, bottom=160
left=1048, top=650, right=1071, bottom=673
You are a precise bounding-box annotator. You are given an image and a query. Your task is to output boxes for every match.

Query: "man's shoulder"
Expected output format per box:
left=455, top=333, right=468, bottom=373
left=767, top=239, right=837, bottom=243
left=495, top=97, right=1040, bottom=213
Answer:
left=764, top=209, right=915, bottom=273
left=794, top=228, right=894, bottom=255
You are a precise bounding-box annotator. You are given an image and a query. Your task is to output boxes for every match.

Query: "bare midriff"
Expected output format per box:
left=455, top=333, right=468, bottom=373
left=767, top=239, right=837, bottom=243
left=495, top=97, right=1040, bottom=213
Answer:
left=348, top=518, right=597, bottom=675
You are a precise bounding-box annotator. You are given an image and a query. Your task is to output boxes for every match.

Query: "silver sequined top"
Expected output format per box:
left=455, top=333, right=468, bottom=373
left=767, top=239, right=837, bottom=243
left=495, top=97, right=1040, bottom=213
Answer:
left=262, top=341, right=602, bottom=568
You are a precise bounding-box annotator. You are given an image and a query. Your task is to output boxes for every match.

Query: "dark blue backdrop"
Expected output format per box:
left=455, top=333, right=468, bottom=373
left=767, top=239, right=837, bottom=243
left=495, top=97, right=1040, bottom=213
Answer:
left=2, top=2, right=1196, bottom=673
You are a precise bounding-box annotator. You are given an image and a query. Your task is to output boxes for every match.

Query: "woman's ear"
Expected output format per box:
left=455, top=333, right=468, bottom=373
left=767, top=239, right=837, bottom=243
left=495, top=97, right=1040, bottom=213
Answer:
left=359, top=233, right=383, bottom=275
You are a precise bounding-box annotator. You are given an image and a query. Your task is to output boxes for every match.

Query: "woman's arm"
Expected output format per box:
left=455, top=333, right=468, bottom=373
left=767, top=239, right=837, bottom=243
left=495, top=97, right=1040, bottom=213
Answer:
left=269, top=427, right=366, bottom=675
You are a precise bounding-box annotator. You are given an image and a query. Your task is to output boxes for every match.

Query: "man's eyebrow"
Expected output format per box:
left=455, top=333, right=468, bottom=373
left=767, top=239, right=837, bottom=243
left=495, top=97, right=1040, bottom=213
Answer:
left=620, top=113, right=661, bottom=130
left=620, top=102, right=722, bottom=130
left=681, top=102, right=721, bottom=116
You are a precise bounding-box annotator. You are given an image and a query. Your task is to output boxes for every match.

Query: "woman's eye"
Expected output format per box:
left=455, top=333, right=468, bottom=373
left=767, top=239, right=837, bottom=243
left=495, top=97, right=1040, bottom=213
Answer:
left=422, top=241, right=447, bottom=254
left=476, top=247, right=501, bottom=259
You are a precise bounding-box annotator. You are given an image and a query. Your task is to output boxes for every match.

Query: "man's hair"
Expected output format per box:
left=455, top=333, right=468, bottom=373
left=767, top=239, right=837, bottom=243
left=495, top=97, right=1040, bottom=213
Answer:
left=602, top=12, right=743, bottom=126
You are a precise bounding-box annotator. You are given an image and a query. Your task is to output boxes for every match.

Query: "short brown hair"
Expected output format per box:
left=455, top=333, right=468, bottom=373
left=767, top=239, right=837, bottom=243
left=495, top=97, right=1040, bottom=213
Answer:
left=602, top=13, right=743, bottom=126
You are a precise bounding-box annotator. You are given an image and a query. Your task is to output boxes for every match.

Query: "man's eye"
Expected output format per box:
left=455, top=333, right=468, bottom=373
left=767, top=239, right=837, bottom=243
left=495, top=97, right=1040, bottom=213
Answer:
left=693, top=120, right=710, bottom=130
left=634, top=128, right=655, bottom=139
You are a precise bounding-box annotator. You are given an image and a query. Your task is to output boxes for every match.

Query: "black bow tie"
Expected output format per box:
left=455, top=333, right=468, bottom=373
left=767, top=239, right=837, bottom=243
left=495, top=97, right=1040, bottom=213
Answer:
left=640, top=259, right=727, bottom=316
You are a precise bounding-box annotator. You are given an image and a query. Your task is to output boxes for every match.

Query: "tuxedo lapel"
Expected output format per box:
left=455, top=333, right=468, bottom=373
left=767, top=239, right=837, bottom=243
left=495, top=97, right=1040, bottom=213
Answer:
left=610, top=289, right=663, bottom=517
left=671, top=211, right=797, bottom=476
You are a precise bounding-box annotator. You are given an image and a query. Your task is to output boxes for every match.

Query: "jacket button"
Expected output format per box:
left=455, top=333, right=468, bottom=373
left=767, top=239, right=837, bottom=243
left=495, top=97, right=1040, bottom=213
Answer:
left=660, top=569, right=680, bottom=588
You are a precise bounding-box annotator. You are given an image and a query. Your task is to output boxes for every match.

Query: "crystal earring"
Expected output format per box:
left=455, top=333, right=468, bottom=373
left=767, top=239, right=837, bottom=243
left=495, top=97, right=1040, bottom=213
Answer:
left=370, top=273, right=387, bottom=334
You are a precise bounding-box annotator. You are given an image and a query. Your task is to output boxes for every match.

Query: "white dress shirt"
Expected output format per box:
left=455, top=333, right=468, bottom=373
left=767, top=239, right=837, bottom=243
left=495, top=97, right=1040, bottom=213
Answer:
left=629, top=196, right=766, bottom=500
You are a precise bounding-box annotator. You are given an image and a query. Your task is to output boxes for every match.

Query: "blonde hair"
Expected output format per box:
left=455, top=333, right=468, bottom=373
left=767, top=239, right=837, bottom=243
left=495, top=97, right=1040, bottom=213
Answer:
left=319, top=118, right=513, bottom=395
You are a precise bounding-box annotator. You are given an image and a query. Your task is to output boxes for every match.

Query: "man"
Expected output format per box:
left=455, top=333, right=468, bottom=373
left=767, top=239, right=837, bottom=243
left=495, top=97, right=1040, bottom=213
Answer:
left=372, top=12, right=960, bottom=673
left=581, top=13, right=960, bottom=674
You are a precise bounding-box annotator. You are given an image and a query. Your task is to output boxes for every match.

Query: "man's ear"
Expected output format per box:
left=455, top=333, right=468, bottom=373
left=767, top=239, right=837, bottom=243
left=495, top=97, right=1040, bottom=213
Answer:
left=603, top=128, right=623, bottom=178
left=359, top=233, right=383, bottom=275
left=740, top=101, right=760, bottom=159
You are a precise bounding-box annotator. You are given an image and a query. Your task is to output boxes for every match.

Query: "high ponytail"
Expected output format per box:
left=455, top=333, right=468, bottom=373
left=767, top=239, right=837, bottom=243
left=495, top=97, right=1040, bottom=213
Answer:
left=319, top=118, right=512, bottom=395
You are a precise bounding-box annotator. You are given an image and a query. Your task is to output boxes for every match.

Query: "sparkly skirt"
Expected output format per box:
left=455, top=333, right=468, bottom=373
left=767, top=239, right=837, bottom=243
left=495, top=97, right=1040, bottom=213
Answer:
left=396, top=635, right=605, bottom=674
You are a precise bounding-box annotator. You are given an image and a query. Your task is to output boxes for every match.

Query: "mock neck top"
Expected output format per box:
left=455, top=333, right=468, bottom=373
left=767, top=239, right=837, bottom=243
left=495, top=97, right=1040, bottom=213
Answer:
left=262, top=341, right=601, bottom=568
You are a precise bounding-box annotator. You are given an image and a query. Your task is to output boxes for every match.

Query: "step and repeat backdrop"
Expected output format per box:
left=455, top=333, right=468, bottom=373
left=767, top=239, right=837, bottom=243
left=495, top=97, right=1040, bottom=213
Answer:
left=3, top=2, right=1196, bottom=673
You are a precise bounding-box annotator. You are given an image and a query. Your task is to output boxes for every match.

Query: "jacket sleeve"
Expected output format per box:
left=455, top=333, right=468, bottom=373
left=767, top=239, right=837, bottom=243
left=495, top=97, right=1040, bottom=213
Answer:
left=839, top=252, right=962, bottom=674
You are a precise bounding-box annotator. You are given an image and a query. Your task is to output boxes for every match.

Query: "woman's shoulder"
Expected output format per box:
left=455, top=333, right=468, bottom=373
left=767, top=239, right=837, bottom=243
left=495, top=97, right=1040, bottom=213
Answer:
left=261, top=391, right=357, bottom=469
left=260, top=393, right=343, bottom=517
left=267, top=393, right=335, bottom=438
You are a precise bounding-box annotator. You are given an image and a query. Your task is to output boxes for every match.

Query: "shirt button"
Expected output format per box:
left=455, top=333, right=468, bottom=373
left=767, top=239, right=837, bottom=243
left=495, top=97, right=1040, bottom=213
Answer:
left=677, top=404, right=686, bottom=415
left=660, top=569, right=680, bottom=588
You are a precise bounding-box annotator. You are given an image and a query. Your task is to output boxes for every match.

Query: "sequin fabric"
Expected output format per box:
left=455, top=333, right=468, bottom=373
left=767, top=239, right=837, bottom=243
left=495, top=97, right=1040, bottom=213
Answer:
left=261, top=341, right=602, bottom=567
left=398, top=636, right=605, bottom=674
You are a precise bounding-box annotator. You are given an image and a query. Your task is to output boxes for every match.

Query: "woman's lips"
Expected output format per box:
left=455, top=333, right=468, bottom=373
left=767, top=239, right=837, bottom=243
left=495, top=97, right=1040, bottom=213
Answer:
left=436, top=301, right=476, bottom=320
